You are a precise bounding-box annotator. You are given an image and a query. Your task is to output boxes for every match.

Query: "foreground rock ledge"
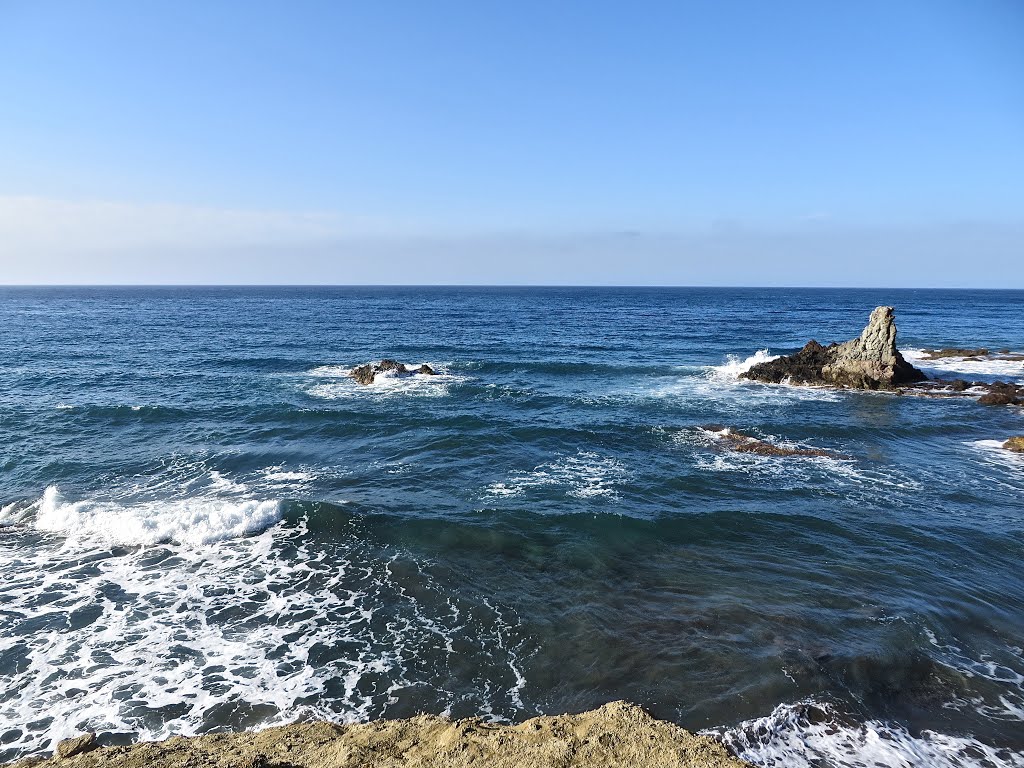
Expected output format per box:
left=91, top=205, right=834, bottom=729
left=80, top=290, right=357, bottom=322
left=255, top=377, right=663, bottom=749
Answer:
left=10, top=703, right=749, bottom=768
left=741, top=305, right=926, bottom=390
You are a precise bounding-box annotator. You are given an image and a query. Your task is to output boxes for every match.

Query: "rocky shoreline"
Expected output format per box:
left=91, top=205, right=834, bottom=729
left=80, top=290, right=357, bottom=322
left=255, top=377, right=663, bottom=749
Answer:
left=7, top=702, right=750, bottom=768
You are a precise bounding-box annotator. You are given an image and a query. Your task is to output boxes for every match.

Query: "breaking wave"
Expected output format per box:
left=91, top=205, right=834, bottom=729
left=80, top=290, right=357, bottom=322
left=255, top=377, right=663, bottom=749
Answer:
left=33, top=485, right=283, bottom=546
left=711, top=700, right=1024, bottom=768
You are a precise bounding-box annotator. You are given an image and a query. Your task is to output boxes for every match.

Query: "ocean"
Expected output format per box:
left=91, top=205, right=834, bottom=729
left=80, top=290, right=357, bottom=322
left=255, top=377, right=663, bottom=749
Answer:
left=1, top=286, right=1022, bottom=767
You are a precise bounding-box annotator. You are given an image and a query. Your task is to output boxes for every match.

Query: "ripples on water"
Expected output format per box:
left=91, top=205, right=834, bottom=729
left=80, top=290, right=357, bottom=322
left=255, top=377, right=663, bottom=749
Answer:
left=1, top=287, right=1023, bottom=766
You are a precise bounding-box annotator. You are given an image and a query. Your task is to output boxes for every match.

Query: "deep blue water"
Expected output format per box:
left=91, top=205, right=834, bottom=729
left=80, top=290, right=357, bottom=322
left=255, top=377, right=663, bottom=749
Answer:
left=1, top=287, right=1023, bottom=767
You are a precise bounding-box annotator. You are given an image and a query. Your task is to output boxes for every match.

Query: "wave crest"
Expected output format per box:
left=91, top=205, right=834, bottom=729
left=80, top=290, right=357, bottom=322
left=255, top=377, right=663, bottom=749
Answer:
left=34, top=486, right=283, bottom=546
left=710, top=700, right=1024, bottom=768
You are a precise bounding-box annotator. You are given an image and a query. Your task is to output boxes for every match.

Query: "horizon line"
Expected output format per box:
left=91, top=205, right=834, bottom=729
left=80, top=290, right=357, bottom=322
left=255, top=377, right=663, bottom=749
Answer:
left=1, top=284, right=1023, bottom=291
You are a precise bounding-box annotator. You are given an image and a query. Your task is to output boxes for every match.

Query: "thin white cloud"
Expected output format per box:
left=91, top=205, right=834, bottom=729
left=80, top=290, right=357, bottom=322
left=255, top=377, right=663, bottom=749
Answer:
left=0, top=196, right=1020, bottom=286
left=0, top=196, right=389, bottom=255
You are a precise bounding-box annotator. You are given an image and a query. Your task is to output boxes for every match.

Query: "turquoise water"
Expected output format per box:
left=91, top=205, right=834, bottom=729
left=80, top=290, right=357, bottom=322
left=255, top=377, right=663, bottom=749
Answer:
left=1, top=287, right=1022, bottom=766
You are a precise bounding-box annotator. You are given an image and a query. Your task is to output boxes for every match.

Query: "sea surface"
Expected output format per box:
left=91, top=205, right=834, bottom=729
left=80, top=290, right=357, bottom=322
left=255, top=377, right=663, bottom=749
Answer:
left=1, top=286, right=1023, bottom=767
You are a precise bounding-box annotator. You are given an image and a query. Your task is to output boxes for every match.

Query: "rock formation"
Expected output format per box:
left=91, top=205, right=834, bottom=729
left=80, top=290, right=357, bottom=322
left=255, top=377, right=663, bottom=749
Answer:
left=55, top=734, right=98, bottom=760
left=10, top=702, right=750, bottom=768
left=1004, top=436, right=1024, bottom=453
left=741, top=306, right=926, bottom=390
left=350, top=360, right=436, bottom=385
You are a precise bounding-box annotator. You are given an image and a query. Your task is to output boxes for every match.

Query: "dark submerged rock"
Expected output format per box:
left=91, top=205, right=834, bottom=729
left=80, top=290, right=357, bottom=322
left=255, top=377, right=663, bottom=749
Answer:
left=741, top=306, right=926, bottom=390
left=921, top=347, right=990, bottom=359
left=704, top=427, right=841, bottom=459
left=978, top=382, right=1021, bottom=406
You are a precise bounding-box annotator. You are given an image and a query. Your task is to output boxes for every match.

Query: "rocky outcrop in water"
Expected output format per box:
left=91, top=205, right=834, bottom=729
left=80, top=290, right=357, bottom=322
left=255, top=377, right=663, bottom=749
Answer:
left=350, top=360, right=436, bottom=385
left=1003, top=437, right=1024, bottom=452
left=741, top=306, right=926, bottom=390
left=10, top=702, right=750, bottom=768
left=978, top=382, right=1021, bottom=406
left=921, top=348, right=1024, bottom=362
left=702, top=427, right=841, bottom=458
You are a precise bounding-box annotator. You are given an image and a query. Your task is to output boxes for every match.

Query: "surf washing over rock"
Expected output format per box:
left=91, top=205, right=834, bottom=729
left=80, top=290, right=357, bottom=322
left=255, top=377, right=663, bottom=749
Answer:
left=741, top=306, right=926, bottom=389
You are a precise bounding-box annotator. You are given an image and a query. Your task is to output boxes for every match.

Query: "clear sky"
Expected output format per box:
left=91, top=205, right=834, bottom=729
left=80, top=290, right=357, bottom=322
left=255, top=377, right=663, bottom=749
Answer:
left=1, top=0, right=1021, bottom=286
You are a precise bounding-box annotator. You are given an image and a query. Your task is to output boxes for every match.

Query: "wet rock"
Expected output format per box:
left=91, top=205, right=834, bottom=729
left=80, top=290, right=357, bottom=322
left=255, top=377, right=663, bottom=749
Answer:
left=350, top=364, right=376, bottom=386
left=921, top=347, right=989, bottom=359
left=55, top=733, right=98, bottom=759
left=978, top=382, right=1021, bottom=406
left=349, top=360, right=437, bottom=385
left=921, top=347, right=1024, bottom=362
left=742, top=307, right=926, bottom=390
left=704, top=427, right=840, bottom=458
left=1003, top=437, right=1024, bottom=452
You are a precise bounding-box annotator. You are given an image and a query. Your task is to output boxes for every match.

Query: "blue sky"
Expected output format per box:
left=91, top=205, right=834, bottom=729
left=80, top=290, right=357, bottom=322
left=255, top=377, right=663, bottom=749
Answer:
left=0, top=1, right=1021, bottom=285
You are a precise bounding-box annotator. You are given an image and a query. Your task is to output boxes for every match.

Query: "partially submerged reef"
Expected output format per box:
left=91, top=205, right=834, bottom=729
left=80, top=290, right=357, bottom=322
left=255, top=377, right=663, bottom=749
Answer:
left=8, top=702, right=750, bottom=768
left=921, top=347, right=1024, bottom=362
left=701, top=426, right=842, bottom=459
left=740, top=306, right=1023, bottom=407
left=1005, top=436, right=1024, bottom=453
left=350, top=360, right=436, bottom=386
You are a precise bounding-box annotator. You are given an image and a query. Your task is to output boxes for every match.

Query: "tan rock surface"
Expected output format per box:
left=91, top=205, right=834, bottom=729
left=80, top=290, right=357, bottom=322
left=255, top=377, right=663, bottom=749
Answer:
left=9, top=702, right=750, bottom=768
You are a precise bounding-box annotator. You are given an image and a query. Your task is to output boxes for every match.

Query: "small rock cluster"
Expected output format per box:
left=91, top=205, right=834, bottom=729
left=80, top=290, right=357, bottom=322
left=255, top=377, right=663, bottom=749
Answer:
left=349, top=359, right=436, bottom=386
left=915, top=379, right=1022, bottom=405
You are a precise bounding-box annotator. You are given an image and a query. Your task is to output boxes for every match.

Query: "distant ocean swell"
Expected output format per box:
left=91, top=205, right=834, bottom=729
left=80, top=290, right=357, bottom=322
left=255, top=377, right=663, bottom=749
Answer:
left=1, top=287, right=1023, bottom=767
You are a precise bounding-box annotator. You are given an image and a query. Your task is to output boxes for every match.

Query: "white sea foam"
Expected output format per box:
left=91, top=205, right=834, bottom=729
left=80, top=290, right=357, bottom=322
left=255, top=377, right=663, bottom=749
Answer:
left=967, top=440, right=1024, bottom=465
left=961, top=441, right=1024, bottom=498
left=260, top=465, right=317, bottom=486
left=925, top=623, right=1024, bottom=723
left=485, top=451, right=629, bottom=500
left=711, top=700, right=1024, bottom=768
left=903, top=349, right=1024, bottom=380
left=34, top=485, right=283, bottom=547
left=651, top=349, right=845, bottom=406
left=710, top=349, right=780, bottom=378
left=304, top=362, right=466, bottom=400
left=678, top=427, right=923, bottom=506
left=1, top=506, right=528, bottom=759
left=0, top=502, right=22, bottom=526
